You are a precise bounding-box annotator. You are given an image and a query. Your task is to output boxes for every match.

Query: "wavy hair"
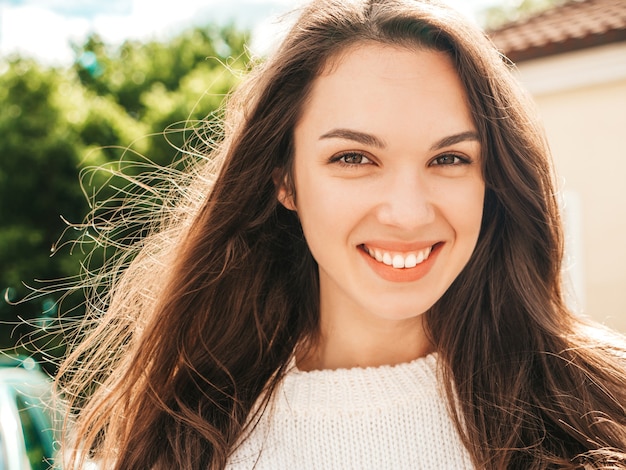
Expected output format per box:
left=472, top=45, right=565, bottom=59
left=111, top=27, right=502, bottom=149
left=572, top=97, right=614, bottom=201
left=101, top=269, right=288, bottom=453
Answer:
left=59, top=0, right=626, bottom=468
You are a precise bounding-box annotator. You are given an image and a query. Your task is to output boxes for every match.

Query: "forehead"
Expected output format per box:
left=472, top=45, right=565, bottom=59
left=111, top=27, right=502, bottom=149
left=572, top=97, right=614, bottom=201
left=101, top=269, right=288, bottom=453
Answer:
left=297, top=43, right=476, bottom=145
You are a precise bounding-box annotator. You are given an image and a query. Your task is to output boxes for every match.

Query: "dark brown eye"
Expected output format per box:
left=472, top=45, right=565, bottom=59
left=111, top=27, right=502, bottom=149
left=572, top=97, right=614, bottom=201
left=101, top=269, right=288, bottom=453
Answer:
left=431, top=154, right=466, bottom=166
left=336, top=152, right=372, bottom=165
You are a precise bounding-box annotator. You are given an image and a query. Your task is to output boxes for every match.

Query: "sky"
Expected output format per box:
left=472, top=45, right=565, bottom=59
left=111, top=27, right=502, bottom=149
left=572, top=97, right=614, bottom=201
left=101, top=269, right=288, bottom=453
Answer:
left=0, top=0, right=501, bottom=65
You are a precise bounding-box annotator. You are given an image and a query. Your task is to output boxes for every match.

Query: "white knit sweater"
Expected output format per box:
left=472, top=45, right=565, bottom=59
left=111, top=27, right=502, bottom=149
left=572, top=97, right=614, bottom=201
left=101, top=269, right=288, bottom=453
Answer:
left=226, top=353, right=474, bottom=469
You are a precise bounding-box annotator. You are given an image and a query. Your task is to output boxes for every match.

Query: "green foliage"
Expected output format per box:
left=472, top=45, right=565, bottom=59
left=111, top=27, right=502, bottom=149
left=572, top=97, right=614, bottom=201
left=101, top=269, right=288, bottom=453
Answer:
left=0, top=24, right=249, bottom=370
left=0, top=59, right=86, bottom=301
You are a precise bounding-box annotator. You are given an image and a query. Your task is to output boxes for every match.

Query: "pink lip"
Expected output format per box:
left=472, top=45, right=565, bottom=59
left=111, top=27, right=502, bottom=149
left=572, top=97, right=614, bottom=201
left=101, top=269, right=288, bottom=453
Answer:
left=358, top=242, right=443, bottom=283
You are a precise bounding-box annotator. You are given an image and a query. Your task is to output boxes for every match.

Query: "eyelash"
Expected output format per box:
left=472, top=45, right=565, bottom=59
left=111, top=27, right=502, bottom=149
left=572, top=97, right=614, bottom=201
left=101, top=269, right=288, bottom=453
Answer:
left=330, top=151, right=373, bottom=167
left=430, top=154, right=472, bottom=166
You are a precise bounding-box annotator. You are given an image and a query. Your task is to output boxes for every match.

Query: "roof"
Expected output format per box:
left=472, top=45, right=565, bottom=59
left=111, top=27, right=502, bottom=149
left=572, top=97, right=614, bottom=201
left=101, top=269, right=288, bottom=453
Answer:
left=488, top=0, right=626, bottom=63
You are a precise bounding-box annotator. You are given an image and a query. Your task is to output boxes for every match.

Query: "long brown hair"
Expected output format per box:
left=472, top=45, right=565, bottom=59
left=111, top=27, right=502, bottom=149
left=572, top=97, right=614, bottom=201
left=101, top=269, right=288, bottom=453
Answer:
left=59, top=0, right=626, bottom=468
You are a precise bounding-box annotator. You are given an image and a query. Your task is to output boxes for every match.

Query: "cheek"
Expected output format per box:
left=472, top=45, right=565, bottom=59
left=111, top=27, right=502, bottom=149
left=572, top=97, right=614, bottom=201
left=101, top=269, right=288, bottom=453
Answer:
left=457, top=184, right=485, bottom=241
left=294, top=175, right=373, bottom=265
left=436, top=178, right=484, bottom=239
left=297, top=178, right=357, bottom=236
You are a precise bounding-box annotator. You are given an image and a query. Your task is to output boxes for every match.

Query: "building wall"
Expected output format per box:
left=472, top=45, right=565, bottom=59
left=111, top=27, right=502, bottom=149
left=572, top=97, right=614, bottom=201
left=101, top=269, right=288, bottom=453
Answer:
left=514, top=42, right=626, bottom=332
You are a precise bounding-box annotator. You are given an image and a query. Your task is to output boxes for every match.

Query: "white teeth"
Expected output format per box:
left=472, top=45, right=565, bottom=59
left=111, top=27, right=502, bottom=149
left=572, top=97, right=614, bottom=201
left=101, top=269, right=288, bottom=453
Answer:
left=365, top=245, right=433, bottom=269
left=392, top=255, right=404, bottom=268
left=404, top=253, right=417, bottom=268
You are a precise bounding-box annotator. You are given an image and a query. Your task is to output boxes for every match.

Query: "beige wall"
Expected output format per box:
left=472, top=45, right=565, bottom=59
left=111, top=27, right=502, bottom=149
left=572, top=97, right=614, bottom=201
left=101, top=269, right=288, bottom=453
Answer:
left=515, top=42, right=626, bottom=333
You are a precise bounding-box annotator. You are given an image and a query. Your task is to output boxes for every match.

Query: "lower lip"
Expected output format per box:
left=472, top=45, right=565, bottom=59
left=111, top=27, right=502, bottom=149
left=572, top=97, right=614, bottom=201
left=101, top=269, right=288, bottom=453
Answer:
left=358, top=243, right=442, bottom=283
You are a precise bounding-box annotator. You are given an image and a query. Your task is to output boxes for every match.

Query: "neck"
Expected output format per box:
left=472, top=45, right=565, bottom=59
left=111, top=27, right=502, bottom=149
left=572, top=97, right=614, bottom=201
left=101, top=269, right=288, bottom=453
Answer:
left=297, top=311, right=433, bottom=371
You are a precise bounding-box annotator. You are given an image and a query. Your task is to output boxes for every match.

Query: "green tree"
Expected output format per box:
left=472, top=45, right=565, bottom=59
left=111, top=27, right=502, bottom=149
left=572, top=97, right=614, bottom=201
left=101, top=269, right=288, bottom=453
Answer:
left=0, top=59, right=88, bottom=353
left=73, top=24, right=247, bottom=164
left=0, top=24, right=249, bottom=370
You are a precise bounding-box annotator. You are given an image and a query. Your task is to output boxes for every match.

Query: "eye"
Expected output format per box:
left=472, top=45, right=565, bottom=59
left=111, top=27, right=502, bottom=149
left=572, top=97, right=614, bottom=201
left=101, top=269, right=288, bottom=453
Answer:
left=430, top=154, right=469, bottom=166
left=331, top=152, right=373, bottom=166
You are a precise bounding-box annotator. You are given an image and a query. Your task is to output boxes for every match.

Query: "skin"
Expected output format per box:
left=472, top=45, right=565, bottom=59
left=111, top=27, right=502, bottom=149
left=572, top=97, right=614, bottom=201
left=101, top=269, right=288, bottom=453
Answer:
left=279, top=43, right=485, bottom=371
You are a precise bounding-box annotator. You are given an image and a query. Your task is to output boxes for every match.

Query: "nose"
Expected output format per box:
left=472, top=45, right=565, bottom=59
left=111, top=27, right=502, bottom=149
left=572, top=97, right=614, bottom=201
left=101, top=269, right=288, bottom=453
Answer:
left=376, top=170, right=435, bottom=229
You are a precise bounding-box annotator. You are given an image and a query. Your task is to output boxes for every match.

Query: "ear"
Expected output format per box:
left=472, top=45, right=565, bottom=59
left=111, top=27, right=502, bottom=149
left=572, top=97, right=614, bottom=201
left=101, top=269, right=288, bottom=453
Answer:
left=272, top=168, right=297, bottom=211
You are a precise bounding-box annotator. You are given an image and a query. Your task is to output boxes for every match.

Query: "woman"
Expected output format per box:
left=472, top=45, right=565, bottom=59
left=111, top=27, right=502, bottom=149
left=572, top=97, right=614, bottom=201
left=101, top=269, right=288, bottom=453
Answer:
left=59, top=0, right=626, bottom=468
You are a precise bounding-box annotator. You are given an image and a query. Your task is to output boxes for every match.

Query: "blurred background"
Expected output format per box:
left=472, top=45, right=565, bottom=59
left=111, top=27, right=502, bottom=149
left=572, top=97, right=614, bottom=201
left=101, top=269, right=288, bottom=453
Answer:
left=0, top=0, right=625, bottom=376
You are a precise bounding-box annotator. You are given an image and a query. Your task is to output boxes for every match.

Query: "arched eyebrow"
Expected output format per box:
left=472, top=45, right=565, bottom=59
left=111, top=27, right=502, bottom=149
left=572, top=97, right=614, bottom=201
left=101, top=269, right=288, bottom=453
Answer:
left=430, top=131, right=480, bottom=151
left=319, top=129, right=386, bottom=148
left=319, top=128, right=479, bottom=150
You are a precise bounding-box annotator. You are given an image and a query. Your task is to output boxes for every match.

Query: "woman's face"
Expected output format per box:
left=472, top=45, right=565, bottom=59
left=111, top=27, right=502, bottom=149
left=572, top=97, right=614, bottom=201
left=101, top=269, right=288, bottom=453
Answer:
left=281, top=43, right=484, bottom=328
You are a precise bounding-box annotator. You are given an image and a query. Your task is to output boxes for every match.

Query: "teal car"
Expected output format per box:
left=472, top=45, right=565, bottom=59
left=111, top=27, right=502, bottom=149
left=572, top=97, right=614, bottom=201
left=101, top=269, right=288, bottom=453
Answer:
left=0, top=357, right=60, bottom=470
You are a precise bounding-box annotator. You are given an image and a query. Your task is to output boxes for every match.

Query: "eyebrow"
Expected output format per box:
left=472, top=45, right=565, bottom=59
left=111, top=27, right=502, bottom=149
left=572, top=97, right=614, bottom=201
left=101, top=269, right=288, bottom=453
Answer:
left=319, top=128, right=386, bottom=148
left=430, top=131, right=480, bottom=151
left=319, top=128, right=480, bottom=150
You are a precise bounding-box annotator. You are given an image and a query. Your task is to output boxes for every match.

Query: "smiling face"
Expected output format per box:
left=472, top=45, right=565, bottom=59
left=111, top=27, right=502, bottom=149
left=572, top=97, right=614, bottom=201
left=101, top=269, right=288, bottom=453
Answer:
left=280, top=43, right=485, bottom=361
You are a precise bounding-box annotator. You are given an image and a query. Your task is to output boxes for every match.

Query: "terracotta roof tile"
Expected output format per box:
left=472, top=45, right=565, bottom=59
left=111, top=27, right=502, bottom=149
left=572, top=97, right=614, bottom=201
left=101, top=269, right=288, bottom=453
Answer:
left=489, top=0, right=626, bottom=62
